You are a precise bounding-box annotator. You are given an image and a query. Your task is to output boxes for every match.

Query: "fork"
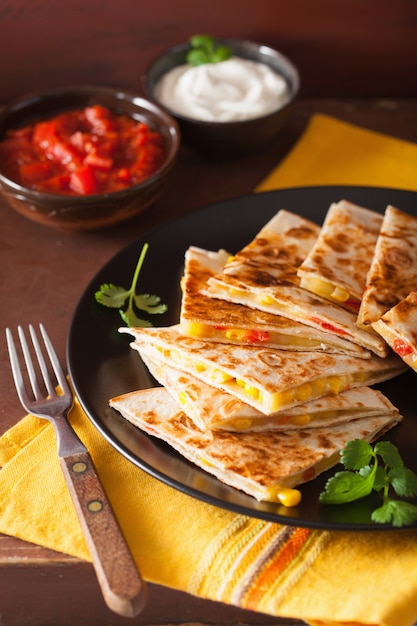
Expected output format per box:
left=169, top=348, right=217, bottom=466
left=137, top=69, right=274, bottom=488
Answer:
left=5, top=324, right=147, bottom=617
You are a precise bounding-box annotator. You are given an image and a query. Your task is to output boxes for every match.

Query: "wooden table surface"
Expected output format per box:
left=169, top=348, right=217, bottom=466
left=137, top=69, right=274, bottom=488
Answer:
left=1, top=97, right=417, bottom=626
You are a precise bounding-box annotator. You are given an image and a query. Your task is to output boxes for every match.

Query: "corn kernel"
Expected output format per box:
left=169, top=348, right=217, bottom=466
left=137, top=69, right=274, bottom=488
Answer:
left=328, top=375, right=345, bottom=393
left=290, top=413, right=311, bottom=426
left=277, top=488, right=302, bottom=507
left=232, top=418, right=252, bottom=431
left=211, top=369, right=233, bottom=383
left=259, top=295, right=275, bottom=305
left=244, top=383, right=259, bottom=399
left=331, top=286, right=350, bottom=302
left=295, top=382, right=312, bottom=402
left=226, top=329, right=245, bottom=341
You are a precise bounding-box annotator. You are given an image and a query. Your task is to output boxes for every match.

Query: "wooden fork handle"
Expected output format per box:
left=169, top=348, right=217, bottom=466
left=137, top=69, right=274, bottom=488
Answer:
left=60, top=451, right=147, bottom=617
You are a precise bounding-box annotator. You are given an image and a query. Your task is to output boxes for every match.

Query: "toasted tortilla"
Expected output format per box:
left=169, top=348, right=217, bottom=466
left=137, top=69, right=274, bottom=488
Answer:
left=297, top=200, right=383, bottom=312
left=358, top=205, right=417, bottom=328
left=110, top=386, right=402, bottom=502
left=139, top=345, right=401, bottom=432
left=120, top=325, right=405, bottom=415
left=180, top=246, right=370, bottom=357
left=202, top=209, right=388, bottom=358
left=372, top=290, right=417, bottom=372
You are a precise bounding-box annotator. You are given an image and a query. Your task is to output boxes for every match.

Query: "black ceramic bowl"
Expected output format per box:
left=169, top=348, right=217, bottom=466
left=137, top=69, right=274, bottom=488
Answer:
left=142, top=38, right=300, bottom=155
left=0, top=86, right=180, bottom=232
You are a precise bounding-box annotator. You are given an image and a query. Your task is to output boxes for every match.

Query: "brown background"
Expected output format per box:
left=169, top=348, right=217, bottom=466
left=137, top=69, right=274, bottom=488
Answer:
left=1, top=0, right=416, bottom=102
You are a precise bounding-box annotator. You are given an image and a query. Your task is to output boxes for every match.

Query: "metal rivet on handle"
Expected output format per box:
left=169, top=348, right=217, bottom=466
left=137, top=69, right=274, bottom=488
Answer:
left=88, top=500, right=104, bottom=513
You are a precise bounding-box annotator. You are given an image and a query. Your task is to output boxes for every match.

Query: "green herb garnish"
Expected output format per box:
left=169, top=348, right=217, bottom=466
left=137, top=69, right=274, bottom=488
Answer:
left=95, top=243, right=167, bottom=327
left=319, top=439, right=417, bottom=527
left=186, top=35, right=232, bottom=66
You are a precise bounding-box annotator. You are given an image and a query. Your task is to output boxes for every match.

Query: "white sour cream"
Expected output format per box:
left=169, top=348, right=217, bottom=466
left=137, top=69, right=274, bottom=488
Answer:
left=154, top=57, right=289, bottom=122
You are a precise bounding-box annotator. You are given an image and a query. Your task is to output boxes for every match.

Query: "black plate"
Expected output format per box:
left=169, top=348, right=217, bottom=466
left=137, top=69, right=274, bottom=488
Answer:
left=67, top=186, right=417, bottom=530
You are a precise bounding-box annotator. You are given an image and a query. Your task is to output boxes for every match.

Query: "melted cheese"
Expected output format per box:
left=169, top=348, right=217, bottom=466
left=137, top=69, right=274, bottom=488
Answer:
left=181, top=319, right=322, bottom=349
left=161, top=345, right=379, bottom=414
left=300, top=276, right=360, bottom=309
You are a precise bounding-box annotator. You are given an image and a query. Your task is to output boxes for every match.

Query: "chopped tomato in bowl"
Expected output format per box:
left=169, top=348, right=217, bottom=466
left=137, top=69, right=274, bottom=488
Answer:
left=0, top=86, right=180, bottom=231
left=0, top=105, right=167, bottom=196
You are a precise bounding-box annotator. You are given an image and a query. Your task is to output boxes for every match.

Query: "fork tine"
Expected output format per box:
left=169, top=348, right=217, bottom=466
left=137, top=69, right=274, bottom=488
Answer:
left=5, top=327, right=32, bottom=409
left=38, top=323, right=71, bottom=396
left=27, top=324, right=57, bottom=398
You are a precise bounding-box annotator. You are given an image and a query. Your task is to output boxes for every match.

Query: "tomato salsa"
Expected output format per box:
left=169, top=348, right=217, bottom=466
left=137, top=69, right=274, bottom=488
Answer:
left=0, top=105, right=166, bottom=195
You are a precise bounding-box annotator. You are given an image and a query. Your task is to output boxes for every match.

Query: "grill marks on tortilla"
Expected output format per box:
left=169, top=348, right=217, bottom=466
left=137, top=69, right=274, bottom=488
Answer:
left=203, top=209, right=388, bottom=357
left=297, top=200, right=383, bottom=306
left=180, top=246, right=368, bottom=356
left=109, top=387, right=402, bottom=500
left=358, top=205, right=417, bottom=327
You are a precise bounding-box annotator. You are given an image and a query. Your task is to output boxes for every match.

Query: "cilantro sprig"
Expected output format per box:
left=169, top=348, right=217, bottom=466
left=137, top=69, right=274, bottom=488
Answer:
left=95, top=243, right=167, bottom=327
left=186, top=35, right=232, bottom=66
left=319, top=439, right=417, bottom=527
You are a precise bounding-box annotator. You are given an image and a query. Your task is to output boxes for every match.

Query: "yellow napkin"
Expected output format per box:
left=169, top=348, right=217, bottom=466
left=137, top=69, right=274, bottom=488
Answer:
left=2, top=113, right=417, bottom=626
left=257, top=113, right=417, bottom=192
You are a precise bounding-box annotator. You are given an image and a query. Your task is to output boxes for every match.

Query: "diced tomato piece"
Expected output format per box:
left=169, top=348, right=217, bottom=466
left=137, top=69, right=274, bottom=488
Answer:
left=393, top=338, right=413, bottom=357
left=0, top=104, right=166, bottom=196
left=244, top=330, right=271, bottom=344
left=48, top=140, right=81, bottom=166
left=19, top=161, right=54, bottom=185
left=84, top=105, right=116, bottom=134
left=116, top=167, right=131, bottom=183
left=84, top=152, right=113, bottom=171
left=344, top=298, right=361, bottom=312
left=32, top=120, right=59, bottom=149
left=309, top=316, right=350, bottom=337
left=35, top=173, right=71, bottom=193
left=69, top=165, right=98, bottom=195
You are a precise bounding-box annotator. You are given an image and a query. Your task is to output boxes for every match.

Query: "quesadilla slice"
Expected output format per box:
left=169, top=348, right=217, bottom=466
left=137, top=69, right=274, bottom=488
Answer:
left=110, top=386, right=402, bottom=503
left=180, top=246, right=370, bottom=357
left=372, top=290, right=417, bottom=372
left=358, top=205, right=417, bottom=328
left=202, top=209, right=388, bottom=357
left=120, top=325, right=406, bottom=415
left=139, top=344, right=401, bottom=432
left=297, top=200, right=383, bottom=312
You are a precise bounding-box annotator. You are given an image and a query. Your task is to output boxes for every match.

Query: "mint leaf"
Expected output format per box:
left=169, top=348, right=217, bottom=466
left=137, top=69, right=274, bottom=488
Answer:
left=187, top=49, right=210, bottom=66
left=187, top=34, right=231, bottom=66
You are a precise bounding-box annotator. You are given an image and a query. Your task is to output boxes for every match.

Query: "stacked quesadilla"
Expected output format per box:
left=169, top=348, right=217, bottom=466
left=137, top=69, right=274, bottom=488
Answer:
left=202, top=209, right=388, bottom=357
left=121, top=325, right=404, bottom=415
left=180, top=246, right=370, bottom=357
left=358, top=205, right=417, bottom=328
left=372, top=290, right=417, bottom=372
left=137, top=345, right=400, bottom=432
left=110, top=199, right=410, bottom=504
left=110, top=387, right=400, bottom=503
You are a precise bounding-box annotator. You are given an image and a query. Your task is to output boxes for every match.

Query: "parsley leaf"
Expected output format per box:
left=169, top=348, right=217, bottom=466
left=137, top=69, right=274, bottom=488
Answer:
left=319, top=466, right=376, bottom=504
left=95, top=243, right=167, bottom=327
left=372, top=499, right=417, bottom=528
left=186, top=35, right=232, bottom=66
left=319, top=439, right=417, bottom=527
